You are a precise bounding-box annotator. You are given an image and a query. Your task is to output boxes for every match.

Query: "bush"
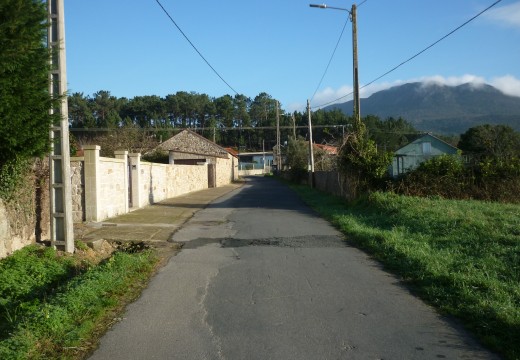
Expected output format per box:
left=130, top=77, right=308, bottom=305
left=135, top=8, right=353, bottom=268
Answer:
left=285, top=137, right=309, bottom=182
left=0, top=0, right=60, bottom=199
left=337, top=129, right=393, bottom=200
left=391, top=155, right=520, bottom=203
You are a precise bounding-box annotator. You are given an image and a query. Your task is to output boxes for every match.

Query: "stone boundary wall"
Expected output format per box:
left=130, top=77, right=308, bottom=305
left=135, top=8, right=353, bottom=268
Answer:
left=70, top=160, right=85, bottom=223
left=1, top=145, right=238, bottom=258
left=238, top=168, right=266, bottom=176
left=215, top=156, right=238, bottom=187
left=0, top=199, right=34, bottom=259
left=136, top=161, right=208, bottom=208
left=0, top=160, right=50, bottom=259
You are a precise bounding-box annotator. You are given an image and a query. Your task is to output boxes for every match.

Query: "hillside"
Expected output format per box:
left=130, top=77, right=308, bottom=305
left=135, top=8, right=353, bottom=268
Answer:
left=324, top=82, right=520, bottom=134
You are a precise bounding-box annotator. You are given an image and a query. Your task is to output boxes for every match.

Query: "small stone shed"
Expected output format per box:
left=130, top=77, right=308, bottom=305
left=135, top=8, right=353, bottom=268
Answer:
left=156, top=129, right=238, bottom=187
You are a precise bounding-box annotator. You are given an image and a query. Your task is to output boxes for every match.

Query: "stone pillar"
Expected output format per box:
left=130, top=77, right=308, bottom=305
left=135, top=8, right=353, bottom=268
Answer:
left=128, top=153, right=141, bottom=208
left=114, top=150, right=129, bottom=213
left=83, top=145, right=100, bottom=222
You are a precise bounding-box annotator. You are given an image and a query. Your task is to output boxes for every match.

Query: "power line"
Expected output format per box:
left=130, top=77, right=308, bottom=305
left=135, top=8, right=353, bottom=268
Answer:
left=154, top=0, right=239, bottom=95
left=311, top=0, right=503, bottom=109
left=310, top=18, right=350, bottom=104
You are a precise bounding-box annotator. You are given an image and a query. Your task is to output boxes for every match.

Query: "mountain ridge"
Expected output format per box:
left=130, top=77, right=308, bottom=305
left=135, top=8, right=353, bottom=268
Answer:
left=323, top=82, right=520, bottom=134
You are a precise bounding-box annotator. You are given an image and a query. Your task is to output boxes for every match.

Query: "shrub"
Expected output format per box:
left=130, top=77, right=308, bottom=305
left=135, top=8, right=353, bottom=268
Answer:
left=0, top=0, right=60, bottom=199
left=337, top=128, right=393, bottom=200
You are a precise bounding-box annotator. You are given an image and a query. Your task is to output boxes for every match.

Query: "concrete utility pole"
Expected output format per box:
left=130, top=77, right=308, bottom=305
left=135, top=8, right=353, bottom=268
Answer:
left=275, top=101, right=281, bottom=171
left=292, top=113, right=296, bottom=139
left=307, top=100, right=315, bottom=188
left=351, top=4, right=361, bottom=129
left=48, top=0, right=74, bottom=253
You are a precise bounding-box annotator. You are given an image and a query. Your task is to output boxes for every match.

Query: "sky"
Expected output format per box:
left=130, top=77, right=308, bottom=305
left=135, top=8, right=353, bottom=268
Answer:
left=64, top=0, right=520, bottom=112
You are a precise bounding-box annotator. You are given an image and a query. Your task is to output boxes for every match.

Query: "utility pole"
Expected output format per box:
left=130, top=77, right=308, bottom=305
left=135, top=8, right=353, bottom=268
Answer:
left=351, top=4, right=361, bottom=129
left=307, top=100, right=315, bottom=188
left=292, top=113, right=296, bottom=139
left=275, top=101, right=281, bottom=171
left=48, top=0, right=74, bottom=253
left=309, top=3, right=361, bottom=129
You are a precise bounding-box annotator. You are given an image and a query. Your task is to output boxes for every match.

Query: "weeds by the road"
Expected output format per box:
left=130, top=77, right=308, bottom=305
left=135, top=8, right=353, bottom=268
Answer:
left=0, top=243, right=158, bottom=359
left=291, top=185, right=520, bottom=360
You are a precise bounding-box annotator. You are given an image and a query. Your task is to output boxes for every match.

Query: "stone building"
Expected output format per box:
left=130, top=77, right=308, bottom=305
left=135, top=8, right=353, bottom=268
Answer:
left=156, top=129, right=238, bottom=187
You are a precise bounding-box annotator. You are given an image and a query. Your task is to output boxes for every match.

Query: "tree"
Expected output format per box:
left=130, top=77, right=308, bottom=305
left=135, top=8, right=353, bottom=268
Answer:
left=68, top=92, right=95, bottom=128
left=285, top=137, right=308, bottom=181
left=458, top=124, right=520, bottom=159
left=364, top=116, right=417, bottom=151
left=0, top=0, right=58, bottom=167
left=338, top=122, right=393, bottom=200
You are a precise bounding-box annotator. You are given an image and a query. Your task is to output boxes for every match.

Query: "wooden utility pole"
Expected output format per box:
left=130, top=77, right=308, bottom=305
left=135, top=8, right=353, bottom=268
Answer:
left=351, top=4, right=361, bottom=129
left=307, top=100, right=315, bottom=188
left=48, top=0, right=74, bottom=253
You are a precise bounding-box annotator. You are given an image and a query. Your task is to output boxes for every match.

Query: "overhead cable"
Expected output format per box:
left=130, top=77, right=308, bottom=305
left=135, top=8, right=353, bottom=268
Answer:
left=311, top=0, right=503, bottom=110
left=310, top=18, right=350, bottom=104
left=154, top=0, right=239, bottom=95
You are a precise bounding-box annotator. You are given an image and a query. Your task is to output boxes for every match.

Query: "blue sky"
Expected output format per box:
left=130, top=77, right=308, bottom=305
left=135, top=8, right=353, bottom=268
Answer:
left=64, top=0, right=520, bottom=112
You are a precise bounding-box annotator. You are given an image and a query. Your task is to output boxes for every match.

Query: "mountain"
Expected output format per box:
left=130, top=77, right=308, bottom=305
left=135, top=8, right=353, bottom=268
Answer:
left=323, top=82, right=520, bottom=134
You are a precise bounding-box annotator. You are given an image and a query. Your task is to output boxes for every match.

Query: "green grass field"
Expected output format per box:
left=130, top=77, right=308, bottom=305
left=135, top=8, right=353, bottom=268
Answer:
left=291, top=185, right=520, bottom=360
left=0, top=245, right=158, bottom=360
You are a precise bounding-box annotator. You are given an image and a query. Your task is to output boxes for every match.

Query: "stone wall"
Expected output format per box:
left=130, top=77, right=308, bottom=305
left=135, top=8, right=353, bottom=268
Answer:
left=0, top=159, right=49, bottom=259
left=138, top=161, right=208, bottom=207
left=98, top=157, right=127, bottom=220
left=215, top=155, right=238, bottom=187
left=1, top=145, right=237, bottom=258
left=70, top=160, right=85, bottom=223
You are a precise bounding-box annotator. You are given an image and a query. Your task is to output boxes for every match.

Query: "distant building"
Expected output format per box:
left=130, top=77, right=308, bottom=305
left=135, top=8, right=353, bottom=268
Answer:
left=390, top=133, right=459, bottom=177
left=238, top=151, right=274, bottom=172
left=156, top=129, right=238, bottom=185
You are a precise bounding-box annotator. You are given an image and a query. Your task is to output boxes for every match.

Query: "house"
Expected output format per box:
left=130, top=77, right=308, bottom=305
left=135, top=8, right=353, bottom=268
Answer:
left=156, top=129, right=238, bottom=186
left=237, top=151, right=274, bottom=171
left=390, top=133, right=459, bottom=177
left=314, top=143, right=338, bottom=155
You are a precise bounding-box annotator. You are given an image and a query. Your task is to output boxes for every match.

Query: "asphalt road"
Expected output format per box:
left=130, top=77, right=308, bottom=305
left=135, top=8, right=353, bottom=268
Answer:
left=89, top=176, right=498, bottom=360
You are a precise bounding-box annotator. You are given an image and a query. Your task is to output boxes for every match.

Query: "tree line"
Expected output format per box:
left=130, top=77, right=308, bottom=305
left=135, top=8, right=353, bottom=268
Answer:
left=69, top=91, right=423, bottom=151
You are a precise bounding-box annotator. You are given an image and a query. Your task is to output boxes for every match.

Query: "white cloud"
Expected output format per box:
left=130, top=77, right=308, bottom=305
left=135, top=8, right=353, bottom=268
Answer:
left=309, top=85, right=354, bottom=109
left=485, top=1, right=520, bottom=28
left=490, top=75, right=520, bottom=97
left=306, top=74, right=520, bottom=110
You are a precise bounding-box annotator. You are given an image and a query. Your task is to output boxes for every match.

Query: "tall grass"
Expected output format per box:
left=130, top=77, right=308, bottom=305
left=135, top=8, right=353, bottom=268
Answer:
left=0, top=245, right=158, bottom=359
left=292, top=185, right=520, bottom=360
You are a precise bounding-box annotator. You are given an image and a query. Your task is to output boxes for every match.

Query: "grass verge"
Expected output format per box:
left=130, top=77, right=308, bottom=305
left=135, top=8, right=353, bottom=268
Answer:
left=290, top=185, right=520, bottom=360
left=0, top=243, right=159, bottom=359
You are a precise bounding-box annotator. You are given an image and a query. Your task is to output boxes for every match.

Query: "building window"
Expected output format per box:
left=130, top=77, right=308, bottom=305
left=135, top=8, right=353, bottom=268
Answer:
left=422, top=142, right=432, bottom=154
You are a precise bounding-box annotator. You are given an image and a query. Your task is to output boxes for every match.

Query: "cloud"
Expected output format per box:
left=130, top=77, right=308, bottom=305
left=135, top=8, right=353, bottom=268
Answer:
left=308, top=85, right=354, bottom=109
left=306, top=74, right=520, bottom=110
left=490, top=75, right=520, bottom=97
left=487, top=3, right=520, bottom=26
left=485, top=1, right=520, bottom=28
